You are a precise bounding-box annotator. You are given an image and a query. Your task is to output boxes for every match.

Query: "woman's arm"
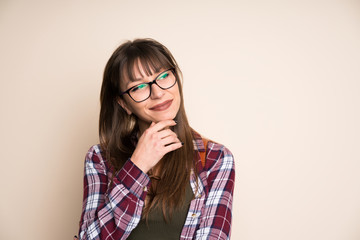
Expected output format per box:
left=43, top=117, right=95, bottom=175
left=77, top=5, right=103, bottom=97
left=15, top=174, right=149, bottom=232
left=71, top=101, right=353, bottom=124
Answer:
left=196, top=145, right=235, bottom=240
left=78, top=145, right=150, bottom=240
left=78, top=120, right=181, bottom=239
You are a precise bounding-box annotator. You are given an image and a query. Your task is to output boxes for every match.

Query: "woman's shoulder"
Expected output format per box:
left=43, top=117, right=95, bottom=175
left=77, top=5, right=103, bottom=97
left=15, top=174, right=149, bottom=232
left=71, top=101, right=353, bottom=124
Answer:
left=192, top=130, right=230, bottom=150
left=205, top=140, right=234, bottom=169
left=84, top=144, right=107, bottom=165
left=83, top=144, right=116, bottom=176
left=192, top=130, right=234, bottom=166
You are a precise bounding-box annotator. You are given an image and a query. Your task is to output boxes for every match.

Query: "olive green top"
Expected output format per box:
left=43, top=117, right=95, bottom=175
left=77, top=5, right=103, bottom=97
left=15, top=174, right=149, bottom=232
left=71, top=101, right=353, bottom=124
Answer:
left=127, top=183, right=194, bottom=240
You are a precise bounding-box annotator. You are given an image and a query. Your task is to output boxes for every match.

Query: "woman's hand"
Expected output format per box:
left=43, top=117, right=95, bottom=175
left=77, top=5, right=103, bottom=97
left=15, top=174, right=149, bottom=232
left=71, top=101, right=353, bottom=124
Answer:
left=131, top=120, right=182, bottom=173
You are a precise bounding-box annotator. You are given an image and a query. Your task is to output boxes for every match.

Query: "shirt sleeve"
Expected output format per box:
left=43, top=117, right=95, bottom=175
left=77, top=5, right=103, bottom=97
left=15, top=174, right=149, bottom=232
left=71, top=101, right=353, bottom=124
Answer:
left=78, top=146, right=151, bottom=240
left=195, top=145, right=235, bottom=240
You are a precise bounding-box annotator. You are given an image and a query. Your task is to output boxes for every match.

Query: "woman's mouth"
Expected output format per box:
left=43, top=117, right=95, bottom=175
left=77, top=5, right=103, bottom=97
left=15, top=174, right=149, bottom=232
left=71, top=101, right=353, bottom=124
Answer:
left=149, top=100, right=173, bottom=111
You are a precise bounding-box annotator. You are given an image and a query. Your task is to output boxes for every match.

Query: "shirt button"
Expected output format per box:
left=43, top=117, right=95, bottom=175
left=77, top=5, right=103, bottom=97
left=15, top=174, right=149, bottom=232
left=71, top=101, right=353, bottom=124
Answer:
left=191, top=213, right=197, bottom=218
left=143, top=186, right=148, bottom=192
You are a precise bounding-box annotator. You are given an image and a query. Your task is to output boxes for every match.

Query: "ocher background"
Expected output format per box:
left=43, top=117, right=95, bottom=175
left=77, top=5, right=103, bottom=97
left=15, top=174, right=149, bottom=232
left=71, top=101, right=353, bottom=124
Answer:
left=1, top=1, right=360, bottom=239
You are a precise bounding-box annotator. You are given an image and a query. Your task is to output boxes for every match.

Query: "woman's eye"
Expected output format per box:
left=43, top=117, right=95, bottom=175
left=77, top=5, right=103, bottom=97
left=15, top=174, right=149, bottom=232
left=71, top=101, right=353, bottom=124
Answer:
left=131, top=84, right=148, bottom=92
left=158, top=72, right=169, bottom=80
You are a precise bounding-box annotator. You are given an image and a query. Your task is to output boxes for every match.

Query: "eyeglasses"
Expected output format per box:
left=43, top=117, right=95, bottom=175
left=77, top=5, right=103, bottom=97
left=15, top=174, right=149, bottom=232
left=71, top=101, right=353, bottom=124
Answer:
left=119, top=68, right=177, bottom=103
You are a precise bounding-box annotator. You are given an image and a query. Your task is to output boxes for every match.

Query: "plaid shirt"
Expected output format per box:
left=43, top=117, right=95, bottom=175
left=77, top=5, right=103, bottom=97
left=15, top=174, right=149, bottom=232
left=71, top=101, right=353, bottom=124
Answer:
left=78, top=132, right=235, bottom=240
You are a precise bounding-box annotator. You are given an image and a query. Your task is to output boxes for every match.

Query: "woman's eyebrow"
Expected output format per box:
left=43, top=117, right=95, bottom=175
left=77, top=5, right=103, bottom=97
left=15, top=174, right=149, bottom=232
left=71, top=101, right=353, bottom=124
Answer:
left=126, top=80, right=142, bottom=89
left=132, top=70, right=161, bottom=82
left=127, top=67, right=164, bottom=87
left=126, top=76, right=149, bottom=88
left=132, top=77, right=144, bottom=82
left=130, top=73, right=147, bottom=82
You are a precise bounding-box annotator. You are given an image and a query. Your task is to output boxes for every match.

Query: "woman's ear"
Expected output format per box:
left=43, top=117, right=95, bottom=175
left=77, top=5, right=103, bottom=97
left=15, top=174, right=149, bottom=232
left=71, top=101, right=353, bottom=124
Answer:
left=117, top=97, right=132, bottom=115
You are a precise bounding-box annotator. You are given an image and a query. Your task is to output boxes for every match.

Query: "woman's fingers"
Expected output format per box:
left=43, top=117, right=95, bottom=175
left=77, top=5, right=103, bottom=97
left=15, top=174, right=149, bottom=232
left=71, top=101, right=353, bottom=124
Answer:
left=148, top=119, right=176, bottom=133
left=131, top=119, right=181, bottom=173
left=151, top=121, right=181, bottom=150
left=160, top=133, right=181, bottom=146
left=164, top=141, right=183, bottom=152
left=157, top=128, right=177, bottom=139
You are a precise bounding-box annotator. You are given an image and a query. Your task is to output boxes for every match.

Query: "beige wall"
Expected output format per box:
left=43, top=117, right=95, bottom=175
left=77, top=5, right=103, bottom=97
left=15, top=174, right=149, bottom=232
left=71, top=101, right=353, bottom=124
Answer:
left=1, top=0, right=360, bottom=239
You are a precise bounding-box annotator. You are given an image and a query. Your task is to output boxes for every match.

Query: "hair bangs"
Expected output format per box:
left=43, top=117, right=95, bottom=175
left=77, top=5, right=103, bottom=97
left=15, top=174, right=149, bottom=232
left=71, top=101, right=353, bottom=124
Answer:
left=121, top=44, right=173, bottom=83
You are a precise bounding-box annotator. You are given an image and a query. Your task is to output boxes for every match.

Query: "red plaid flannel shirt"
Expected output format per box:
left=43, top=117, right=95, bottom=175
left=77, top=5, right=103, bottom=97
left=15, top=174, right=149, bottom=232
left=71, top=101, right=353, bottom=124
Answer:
left=78, top=132, right=235, bottom=239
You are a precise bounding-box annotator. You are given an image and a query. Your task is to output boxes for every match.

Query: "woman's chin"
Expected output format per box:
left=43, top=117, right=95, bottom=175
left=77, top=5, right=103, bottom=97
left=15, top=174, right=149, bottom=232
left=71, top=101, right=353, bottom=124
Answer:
left=152, top=112, right=177, bottom=122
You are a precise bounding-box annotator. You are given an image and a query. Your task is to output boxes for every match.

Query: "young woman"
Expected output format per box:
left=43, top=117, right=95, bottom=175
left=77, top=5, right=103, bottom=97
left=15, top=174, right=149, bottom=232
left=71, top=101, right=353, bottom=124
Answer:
left=77, top=38, right=235, bottom=240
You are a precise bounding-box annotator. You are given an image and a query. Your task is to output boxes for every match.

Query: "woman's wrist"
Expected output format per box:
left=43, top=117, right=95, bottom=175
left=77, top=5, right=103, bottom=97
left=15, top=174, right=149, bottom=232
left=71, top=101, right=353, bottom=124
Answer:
left=130, top=155, right=151, bottom=173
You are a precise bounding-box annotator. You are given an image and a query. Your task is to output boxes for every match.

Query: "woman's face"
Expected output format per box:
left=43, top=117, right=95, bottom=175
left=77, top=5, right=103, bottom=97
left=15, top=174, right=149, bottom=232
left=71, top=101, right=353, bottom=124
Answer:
left=119, top=63, right=181, bottom=128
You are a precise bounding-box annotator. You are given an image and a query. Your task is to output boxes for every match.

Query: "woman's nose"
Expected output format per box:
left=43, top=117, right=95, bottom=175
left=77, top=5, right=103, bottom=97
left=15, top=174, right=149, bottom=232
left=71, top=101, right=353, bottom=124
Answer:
left=150, top=83, right=165, bottom=99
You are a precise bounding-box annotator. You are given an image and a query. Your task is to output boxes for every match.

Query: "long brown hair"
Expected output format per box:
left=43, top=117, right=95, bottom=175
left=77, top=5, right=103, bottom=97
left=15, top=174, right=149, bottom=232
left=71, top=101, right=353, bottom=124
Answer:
left=99, top=38, right=195, bottom=220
